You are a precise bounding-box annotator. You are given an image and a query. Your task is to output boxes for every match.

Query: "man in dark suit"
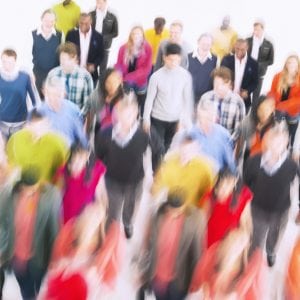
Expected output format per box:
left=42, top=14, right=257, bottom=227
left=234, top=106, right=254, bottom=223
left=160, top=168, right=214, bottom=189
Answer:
left=66, top=13, right=104, bottom=84
left=90, top=0, right=119, bottom=77
left=246, top=20, right=274, bottom=104
left=221, top=38, right=258, bottom=111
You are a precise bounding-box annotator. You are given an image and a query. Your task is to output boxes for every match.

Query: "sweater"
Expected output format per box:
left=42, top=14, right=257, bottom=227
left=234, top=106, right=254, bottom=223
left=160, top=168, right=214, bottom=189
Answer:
left=0, top=71, right=36, bottom=122
left=244, top=154, right=297, bottom=212
left=94, top=127, right=148, bottom=184
left=188, top=53, right=217, bottom=102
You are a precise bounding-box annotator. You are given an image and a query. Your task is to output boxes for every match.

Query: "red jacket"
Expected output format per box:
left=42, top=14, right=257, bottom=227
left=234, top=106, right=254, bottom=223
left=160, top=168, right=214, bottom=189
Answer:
left=115, top=41, right=152, bottom=88
left=268, top=72, right=300, bottom=117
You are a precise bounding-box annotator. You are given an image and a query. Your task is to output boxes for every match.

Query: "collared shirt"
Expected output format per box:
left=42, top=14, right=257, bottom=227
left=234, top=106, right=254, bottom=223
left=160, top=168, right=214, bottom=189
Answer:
left=37, top=26, right=56, bottom=41
left=112, top=121, right=139, bottom=148
left=95, top=8, right=107, bottom=33
left=234, top=54, right=247, bottom=93
left=251, top=35, right=264, bottom=61
left=47, top=65, right=94, bottom=109
left=79, top=28, right=92, bottom=68
left=260, top=150, right=288, bottom=176
left=200, top=90, right=245, bottom=136
left=192, top=50, right=213, bottom=64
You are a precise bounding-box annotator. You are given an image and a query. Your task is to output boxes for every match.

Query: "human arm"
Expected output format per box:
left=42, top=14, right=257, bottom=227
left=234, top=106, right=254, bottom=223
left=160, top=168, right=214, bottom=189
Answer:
left=26, top=73, right=37, bottom=106
left=143, top=74, right=158, bottom=127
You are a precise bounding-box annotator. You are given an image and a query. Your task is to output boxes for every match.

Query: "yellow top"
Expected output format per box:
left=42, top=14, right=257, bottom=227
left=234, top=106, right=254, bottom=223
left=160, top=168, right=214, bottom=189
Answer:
left=53, top=1, right=81, bottom=36
left=152, top=153, right=215, bottom=206
left=211, top=27, right=238, bottom=61
left=144, top=28, right=170, bottom=64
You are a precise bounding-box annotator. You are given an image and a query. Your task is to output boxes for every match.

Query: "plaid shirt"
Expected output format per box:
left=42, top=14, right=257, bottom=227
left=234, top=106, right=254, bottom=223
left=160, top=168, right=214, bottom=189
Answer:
left=200, top=90, right=246, bottom=137
left=48, top=65, right=94, bottom=110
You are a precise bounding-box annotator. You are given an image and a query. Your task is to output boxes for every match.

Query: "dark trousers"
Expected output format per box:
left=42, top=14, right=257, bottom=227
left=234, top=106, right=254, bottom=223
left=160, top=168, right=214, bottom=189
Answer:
left=0, top=267, right=4, bottom=300
left=33, top=68, right=47, bottom=100
left=105, top=177, right=143, bottom=229
left=288, top=121, right=298, bottom=149
left=151, top=117, right=178, bottom=154
left=13, top=260, right=45, bottom=300
left=152, top=280, right=186, bottom=300
left=249, top=204, right=289, bottom=257
left=99, top=49, right=110, bottom=78
left=252, top=76, right=264, bottom=107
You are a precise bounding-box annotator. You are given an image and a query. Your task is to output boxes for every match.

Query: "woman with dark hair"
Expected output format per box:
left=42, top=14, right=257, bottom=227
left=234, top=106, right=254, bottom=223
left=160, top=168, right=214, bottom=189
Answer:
left=54, top=143, right=106, bottom=224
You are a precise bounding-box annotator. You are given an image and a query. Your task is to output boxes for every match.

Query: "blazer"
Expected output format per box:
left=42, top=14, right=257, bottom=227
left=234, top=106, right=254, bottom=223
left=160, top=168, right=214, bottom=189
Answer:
left=246, top=37, right=274, bottom=77
left=90, top=10, right=118, bottom=49
left=66, top=28, right=104, bottom=81
left=221, top=54, right=259, bottom=104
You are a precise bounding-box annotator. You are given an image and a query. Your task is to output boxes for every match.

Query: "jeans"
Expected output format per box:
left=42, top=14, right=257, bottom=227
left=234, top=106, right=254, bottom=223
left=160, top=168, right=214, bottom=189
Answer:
left=0, top=121, right=25, bottom=141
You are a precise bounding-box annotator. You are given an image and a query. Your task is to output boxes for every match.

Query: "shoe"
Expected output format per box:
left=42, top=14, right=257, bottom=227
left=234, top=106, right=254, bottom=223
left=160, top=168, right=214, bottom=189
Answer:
left=295, top=211, right=300, bottom=224
left=124, top=225, right=133, bottom=239
left=267, top=254, right=276, bottom=267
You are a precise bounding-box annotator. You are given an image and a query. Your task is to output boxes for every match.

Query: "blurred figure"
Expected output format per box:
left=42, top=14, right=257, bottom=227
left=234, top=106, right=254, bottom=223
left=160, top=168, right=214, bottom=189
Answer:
left=152, top=134, right=215, bottom=206
left=246, top=19, right=274, bottom=103
left=47, top=42, right=94, bottom=110
left=66, top=13, right=104, bottom=85
left=40, top=201, right=124, bottom=299
left=244, top=124, right=297, bottom=267
left=54, top=143, right=106, bottom=223
left=143, top=43, right=193, bottom=153
left=32, top=9, right=62, bottom=99
left=6, top=108, right=68, bottom=183
left=200, top=66, right=245, bottom=136
left=268, top=54, right=300, bottom=148
left=199, top=168, right=252, bottom=248
left=190, top=228, right=266, bottom=299
left=138, top=191, right=206, bottom=300
left=83, top=67, right=124, bottom=135
left=114, top=25, right=152, bottom=116
left=0, top=167, right=61, bottom=299
left=0, top=49, right=37, bottom=140
left=90, top=0, right=119, bottom=76
left=211, top=15, right=238, bottom=62
left=94, top=97, right=149, bottom=239
left=188, top=33, right=217, bottom=103
left=52, top=0, right=81, bottom=36
left=145, top=17, right=170, bottom=67
left=38, top=76, right=88, bottom=148
left=154, top=20, right=191, bottom=71
left=221, top=38, right=259, bottom=111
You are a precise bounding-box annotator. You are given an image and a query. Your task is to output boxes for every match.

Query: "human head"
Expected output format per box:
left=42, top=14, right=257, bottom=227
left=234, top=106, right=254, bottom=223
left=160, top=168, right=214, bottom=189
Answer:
left=27, top=108, right=50, bottom=138
left=253, top=19, right=265, bottom=39
left=79, top=13, right=92, bottom=35
left=283, top=54, right=300, bottom=76
left=96, top=0, right=107, bottom=11
left=41, top=9, right=56, bottom=34
left=101, top=68, right=123, bottom=100
left=254, top=95, right=276, bottom=125
left=166, top=190, right=186, bottom=209
left=67, top=143, right=90, bottom=177
left=44, top=76, right=66, bottom=111
left=58, top=42, right=78, bottom=74
left=212, top=67, right=232, bottom=98
left=169, top=21, right=183, bottom=43
left=197, top=33, right=213, bottom=56
left=163, top=43, right=182, bottom=69
left=221, top=15, right=231, bottom=30
left=234, top=39, right=248, bottom=60
left=62, top=0, right=72, bottom=5
left=178, top=134, right=200, bottom=164
left=1, top=49, right=17, bottom=74
left=214, top=168, right=237, bottom=201
left=154, top=17, right=166, bottom=35
left=128, top=25, right=144, bottom=48
left=196, top=100, right=217, bottom=131
left=14, top=166, right=41, bottom=195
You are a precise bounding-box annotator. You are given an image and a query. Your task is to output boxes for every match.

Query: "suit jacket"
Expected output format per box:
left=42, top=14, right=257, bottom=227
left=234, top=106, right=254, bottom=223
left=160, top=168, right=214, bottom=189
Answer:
left=66, top=28, right=104, bottom=82
left=221, top=54, right=259, bottom=105
left=246, top=37, right=274, bottom=77
left=90, top=10, right=118, bottom=49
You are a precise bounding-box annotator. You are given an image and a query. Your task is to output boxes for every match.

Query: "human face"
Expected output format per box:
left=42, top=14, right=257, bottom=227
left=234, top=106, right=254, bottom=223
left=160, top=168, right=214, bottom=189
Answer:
left=79, top=16, right=91, bottom=35
left=113, top=104, right=138, bottom=132
left=263, top=131, right=288, bottom=158
left=169, top=25, right=182, bottom=43
left=105, top=71, right=122, bottom=98
left=163, top=54, right=181, bottom=69
left=41, top=12, right=55, bottom=34
left=198, top=36, right=212, bottom=55
left=213, top=76, right=231, bottom=98
left=45, top=85, right=65, bottom=111
left=257, top=98, right=275, bottom=124
left=60, top=52, right=77, bottom=74
left=253, top=24, right=264, bottom=39
left=215, top=176, right=236, bottom=201
left=285, top=57, right=299, bottom=75
left=69, top=150, right=89, bottom=177
left=96, top=0, right=107, bottom=10
left=197, top=105, right=217, bottom=130
left=1, top=54, right=16, bottom=73
left=235, top=42, right=248, bottom=60
left=131, top=28, right=144, bottom=47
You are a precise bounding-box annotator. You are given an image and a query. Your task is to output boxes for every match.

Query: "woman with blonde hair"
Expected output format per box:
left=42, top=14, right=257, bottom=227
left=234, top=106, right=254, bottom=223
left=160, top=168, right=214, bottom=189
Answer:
left=115, top=25, right=152, bottom=115
left=268, top=54, right=300, bottom=147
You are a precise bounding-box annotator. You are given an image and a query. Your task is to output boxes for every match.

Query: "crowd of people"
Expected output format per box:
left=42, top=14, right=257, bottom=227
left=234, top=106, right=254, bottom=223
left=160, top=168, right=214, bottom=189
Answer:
left=0, top=0, right=300, bottom=299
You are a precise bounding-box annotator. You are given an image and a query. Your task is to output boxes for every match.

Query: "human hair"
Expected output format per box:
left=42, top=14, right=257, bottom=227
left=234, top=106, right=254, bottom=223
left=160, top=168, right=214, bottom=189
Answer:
left=45, top=75, right=65, bottom=92
left=41, top=8, right=56, bottom=19
left=212, top=66, right=232, bottom=83
left=253, top=19, right=265, bottom=29
left=197, top=32, right=213, bottom=43
left=235, top=38, right=248, bottom=47
left=165, top=43, right=182, bottom=56
left=278, top=54, right=300, bottom=94
left=170, top=20, right=183, bottom=31
left=58, top=42, right=78, bottom=58
left=79, top=12, right=92, bottom=20
left=1, top=48, right=17, bottom=59
left=154, top=17, right=166, bottom=28
left=28, top=108, right=45, bottom=122
left=125, top=25, right=145, bottom=61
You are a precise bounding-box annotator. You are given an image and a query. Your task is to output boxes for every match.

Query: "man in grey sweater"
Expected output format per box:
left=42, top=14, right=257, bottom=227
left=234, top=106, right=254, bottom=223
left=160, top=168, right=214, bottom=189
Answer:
left=143, top=43, right=193, bottom=154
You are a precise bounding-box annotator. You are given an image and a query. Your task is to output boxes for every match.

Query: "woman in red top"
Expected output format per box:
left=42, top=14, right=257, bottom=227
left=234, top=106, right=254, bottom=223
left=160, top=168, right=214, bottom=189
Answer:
left=268, top=54, right=300, bottom=147
left=200, top=168, right=252, bottom=248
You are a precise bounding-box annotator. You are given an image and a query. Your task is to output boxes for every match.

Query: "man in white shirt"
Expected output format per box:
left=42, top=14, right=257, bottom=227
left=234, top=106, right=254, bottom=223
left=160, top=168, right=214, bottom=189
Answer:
left=66, top=13, right=104, bottom=85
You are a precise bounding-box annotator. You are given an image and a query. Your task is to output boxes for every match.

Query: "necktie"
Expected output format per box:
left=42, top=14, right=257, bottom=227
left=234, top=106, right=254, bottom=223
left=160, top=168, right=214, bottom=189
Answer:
left=65, top=74, right=71, bottom=95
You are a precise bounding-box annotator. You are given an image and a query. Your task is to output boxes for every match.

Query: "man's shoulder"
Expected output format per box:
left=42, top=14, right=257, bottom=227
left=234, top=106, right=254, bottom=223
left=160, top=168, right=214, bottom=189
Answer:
left=48, top=66, right=63, bottom=77
left=105, top=10, right=117, bottom=20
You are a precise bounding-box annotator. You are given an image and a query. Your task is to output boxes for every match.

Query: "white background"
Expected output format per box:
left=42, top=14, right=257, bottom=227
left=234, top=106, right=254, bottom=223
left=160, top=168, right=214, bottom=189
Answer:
left=0, top=0, right=299, bottom=93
